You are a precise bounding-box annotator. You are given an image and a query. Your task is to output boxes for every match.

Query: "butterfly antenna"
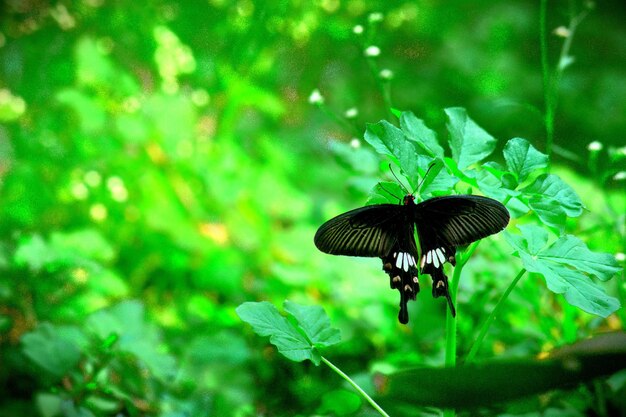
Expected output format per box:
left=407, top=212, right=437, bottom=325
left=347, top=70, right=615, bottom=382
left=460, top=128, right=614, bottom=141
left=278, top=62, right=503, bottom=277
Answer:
left=415, top=161, right=437, bottom=195
left=378, top=182, right=401, bottom=201
left=388, top=164, right=411, bottom=195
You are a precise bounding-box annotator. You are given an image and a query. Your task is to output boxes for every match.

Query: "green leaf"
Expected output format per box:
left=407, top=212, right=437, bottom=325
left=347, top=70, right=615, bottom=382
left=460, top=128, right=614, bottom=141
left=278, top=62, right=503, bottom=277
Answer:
left=237, top=301, right=320, bottom=364
left=366, top=181, right=405, bottom=205
left=364, top=121, right=420, bottom=189
left=284, top=301, right=341, bottom=348
left=503, top=137, right=549, bottom=182
left=21, top=323, right=86, bottom=378
left=505, top=225, right=621, bottom=317
left=522, top=174, right=584, bottom=228
left=445, top=107, right=496, bottom=170
left=378, top=333, right=626, bottom=409
left=86, top=301, right=177, bottom=382
left=399, top=111, right=444, bottom=159
left=419, top=160, right=459, bottom=196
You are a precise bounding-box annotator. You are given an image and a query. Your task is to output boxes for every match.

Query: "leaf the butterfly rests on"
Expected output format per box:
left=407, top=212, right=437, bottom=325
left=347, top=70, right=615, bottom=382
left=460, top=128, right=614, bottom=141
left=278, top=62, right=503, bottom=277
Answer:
left=314, top=195, right=510, bottom=324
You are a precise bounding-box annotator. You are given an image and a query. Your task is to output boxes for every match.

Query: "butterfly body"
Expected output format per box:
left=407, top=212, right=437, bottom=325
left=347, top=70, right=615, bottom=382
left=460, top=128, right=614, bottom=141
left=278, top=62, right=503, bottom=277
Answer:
left=314, top=194, right=510, bottom=324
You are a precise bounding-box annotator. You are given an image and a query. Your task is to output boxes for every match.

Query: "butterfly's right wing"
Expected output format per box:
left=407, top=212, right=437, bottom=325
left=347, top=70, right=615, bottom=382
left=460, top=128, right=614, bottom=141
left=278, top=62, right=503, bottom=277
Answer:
left=314, top=204, right=407, bottom=257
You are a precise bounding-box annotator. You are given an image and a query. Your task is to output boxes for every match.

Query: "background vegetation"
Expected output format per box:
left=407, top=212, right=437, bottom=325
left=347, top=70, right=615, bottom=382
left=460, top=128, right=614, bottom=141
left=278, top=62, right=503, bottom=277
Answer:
left=1, top=1, right=625, bottom=416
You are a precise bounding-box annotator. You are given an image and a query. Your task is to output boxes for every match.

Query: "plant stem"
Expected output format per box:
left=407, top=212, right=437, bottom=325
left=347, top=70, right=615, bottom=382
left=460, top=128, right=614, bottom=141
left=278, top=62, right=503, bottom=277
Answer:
left=539, top=0, right=590, bottom=159
left=539, top=0, right=553, bottom=158
left=465, top=268, right=527, bottom=363
left=442, top=243, right=478, bottom=417
left=321, top=356, right=390, bottom=417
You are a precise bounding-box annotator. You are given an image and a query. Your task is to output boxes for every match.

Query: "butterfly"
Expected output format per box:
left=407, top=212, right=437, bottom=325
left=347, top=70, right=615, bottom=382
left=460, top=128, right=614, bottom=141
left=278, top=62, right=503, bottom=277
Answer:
left=314, top=193, right=510, bottom=324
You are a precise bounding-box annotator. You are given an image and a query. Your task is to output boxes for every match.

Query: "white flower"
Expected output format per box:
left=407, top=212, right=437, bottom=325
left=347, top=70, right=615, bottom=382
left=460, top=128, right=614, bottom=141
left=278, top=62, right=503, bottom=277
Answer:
left=587, top=141, right=602, bottom=151
left=350, top=138, right=361, bottom=148
left=613, top=171, right=626, bottom=181
left=344, top=107, right=358, bottom=118
left=554, top=26, right=571, bottom=38
left=379, top=69, right=394, bottom=80
left=308, top=89, right=324, bottom=105
left=353, top=25, right=364, bottom=35
left=364, top=45, right=380, bottom=57
left=368, top=12, right=383, bottom=23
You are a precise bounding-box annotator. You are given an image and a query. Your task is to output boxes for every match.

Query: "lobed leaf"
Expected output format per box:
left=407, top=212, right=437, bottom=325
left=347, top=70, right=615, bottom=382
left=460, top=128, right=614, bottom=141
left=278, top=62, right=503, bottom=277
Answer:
left=284, top=301, right=341, bottom=348
left=237, top=301, right=341, bottom=365
left=445, top=107, right=496, bottom=170
left=505, top=225, right=621, bottom=317
left=522, top=174, right=584, bottom=229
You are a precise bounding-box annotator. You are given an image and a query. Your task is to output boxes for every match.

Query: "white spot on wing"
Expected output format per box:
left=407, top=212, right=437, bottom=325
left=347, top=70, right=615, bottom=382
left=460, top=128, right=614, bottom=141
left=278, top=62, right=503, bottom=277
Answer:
left=395, top=253, right=403, bottom=269
left=402, top=253, right=408, bottom=271
left=426, top=250, right=432, bottom=264
left=433, top=251, right=440, bottom=268
left=436, top=248, right=446, bottom=264
left=420, top=255, right=426, bottom=268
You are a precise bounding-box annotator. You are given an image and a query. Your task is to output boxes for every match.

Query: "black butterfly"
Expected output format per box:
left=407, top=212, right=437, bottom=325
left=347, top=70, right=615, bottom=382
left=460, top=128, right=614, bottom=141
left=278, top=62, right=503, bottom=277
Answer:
left=314, top=194, right=510, bottom=324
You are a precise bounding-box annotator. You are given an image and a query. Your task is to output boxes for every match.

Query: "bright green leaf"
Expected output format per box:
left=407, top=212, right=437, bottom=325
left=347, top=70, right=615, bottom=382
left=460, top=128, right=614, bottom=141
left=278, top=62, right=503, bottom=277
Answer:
left=21, top=323, right=86, bottom=378
left=236, top=301, right=320, bottom=364
left=522, top=174, right=584, bottom=228
left=399, top=111, right=444, bottom=159
left=445, top=107, right=496, bottom=170
left=503, top=138, right=549, bottom=182
left=283, top=300, right=341, bottom=348
left=366, top=181, right=405, bottom=205
left=364, top=121, right=420, bottom=189
left=505, top=225, right=621, bottom=317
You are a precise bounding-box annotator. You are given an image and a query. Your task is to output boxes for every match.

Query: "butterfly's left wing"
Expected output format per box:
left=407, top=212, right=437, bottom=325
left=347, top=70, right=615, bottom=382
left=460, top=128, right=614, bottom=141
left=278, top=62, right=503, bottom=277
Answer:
left=314, top=204, right=421, bottom=324
left=414, top=195, right=510, bottom=316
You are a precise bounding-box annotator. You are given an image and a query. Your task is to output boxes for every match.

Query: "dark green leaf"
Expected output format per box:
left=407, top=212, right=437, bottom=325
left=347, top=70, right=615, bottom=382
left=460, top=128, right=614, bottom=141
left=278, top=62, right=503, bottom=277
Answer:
left=505, top=225, right=621, bottom=317
left=236, top=301, right=321, bottom=364
left=445, top=107, right=496, bottom=170
left=379, top=333, right=626, bottom=409
left=504, top=137, right=549, bottom=182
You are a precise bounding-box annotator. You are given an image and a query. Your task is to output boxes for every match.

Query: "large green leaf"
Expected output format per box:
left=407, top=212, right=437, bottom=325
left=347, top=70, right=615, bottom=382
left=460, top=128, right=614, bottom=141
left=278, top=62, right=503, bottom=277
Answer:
left=364, top=121, right=420, bottom=189
left=378, top=333, right=626, bottom=409
left=21, top=323, right=86, bottom=378
left=284, top=301, right=341, bottom=348
left=505, top=225, right=621, bottom=317
left=522, top=174, right=584, bottom=229
left=399, top=111, right=444, bottom=159
left=445, top=107, right=496, bottom=170
left=237, top=301, right=341, bottom=365
left=503, top=137, right=549, bottom=182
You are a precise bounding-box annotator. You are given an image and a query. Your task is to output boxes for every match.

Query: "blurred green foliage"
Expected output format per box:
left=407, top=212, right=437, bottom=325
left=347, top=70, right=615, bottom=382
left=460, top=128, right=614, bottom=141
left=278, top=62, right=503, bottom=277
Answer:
left=0, top=1, right=625, bottom=416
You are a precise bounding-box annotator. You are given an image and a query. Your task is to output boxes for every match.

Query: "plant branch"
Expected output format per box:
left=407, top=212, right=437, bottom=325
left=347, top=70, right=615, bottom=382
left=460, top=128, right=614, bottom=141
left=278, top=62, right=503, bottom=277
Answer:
left=465, top=268, right=527, bottom=363
left=321, top=356, right=390, bottom=417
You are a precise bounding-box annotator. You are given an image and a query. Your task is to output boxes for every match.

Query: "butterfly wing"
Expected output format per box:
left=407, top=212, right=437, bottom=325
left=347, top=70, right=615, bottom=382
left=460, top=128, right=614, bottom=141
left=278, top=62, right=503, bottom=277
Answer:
left=414, top=195, right=510, bottom=316
left=314, top=204, right=405, bottom=257
left=315, top=204, right=421, bottom=324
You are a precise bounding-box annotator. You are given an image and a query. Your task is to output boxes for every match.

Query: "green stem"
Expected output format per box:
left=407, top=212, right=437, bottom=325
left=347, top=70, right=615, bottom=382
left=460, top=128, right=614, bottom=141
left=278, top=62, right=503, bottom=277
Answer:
left=465, top=268, right=527, bottom=363
left=321, top=356, right=390, bottom=417
left=539, top=0, right=553, bottom=158
left=317, top=104, right=361, bottom=137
